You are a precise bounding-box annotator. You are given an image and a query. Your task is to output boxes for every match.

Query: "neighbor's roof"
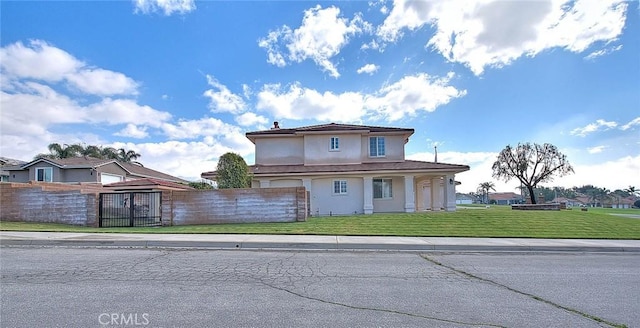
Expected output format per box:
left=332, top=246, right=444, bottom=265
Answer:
left=104, top=178, right=194, bottom=191
left=202, top=160, right=469, bottom=179
left=246, top=123, right=414, bottom=142
left=488, top=192, right=523, bottom=201
left=5, top=157, right=187, bottom=183
left=0, top=157, right=27, bottom=166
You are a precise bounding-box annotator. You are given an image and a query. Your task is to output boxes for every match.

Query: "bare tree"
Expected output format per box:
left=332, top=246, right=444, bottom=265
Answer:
left=492, top=142, right=574, bottom=204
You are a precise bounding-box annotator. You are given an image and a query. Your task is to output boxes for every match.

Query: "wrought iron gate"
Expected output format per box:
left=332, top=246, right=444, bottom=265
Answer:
left=99, top=192, right=162, bottom=227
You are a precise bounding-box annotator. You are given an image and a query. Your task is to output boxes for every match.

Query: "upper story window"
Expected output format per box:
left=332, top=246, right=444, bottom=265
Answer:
left=369, top=136, right=386, bottom=157
left=35, top=167, right=53, bottom=182
left=333, top=180, right=347, bottom=195
left=330, top=137, right=339, bottom=151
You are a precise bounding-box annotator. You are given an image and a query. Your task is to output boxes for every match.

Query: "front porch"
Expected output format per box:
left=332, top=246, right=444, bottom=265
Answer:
left=254, top=173, right=459, bottom=216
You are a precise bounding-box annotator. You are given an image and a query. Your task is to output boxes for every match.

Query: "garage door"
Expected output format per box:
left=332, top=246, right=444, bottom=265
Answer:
left=101, top=173, right=123, bottom=184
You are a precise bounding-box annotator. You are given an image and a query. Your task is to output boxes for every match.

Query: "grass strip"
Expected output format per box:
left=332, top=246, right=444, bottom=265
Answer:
left=1, top=206, right=639, bottom=239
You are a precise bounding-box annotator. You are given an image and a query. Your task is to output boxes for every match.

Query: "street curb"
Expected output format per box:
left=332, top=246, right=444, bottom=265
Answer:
left=2, top=238, right=638, bottom=252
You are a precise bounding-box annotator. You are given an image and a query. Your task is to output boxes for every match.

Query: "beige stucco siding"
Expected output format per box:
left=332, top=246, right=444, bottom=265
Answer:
left=255, top=137, right=304, bottom=165
left=372, top=176, right=405, bottom=213
left=270, top=179, right=303, bottom=187
left=304, top=134, right=363, bottom=165
left=361, top=135, right=405, bottom=162
left=311, top=177, right=364, bottom=216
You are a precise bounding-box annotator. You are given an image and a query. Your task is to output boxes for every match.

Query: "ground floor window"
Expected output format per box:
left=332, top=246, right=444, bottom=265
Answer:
left=333, top=180, right=347, bottom=195
left=373, top=178, right=393, bottom=199
left=35, top=167, right=53, bottom=182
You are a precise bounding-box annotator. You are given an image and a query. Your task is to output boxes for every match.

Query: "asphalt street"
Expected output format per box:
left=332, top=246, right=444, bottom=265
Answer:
left=1, top=247, right=638, bottom=327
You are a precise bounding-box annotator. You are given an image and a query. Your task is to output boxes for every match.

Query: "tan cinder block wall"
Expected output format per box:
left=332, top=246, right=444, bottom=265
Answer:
left=0, top=183, right=100, bottom=226
left=163, top=187, right=308, bottom=225
left=1, top=183, right=307, bottom=227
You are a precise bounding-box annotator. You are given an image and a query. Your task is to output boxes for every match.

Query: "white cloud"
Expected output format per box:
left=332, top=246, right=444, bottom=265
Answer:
left=110, top=139, right=253, bottom=181
left=114, top=124, right=149, bottom=139
left=0, top=40, right=138, bottom=96
left=554, top=155, right=640, bottom=192
left=86, top=98, right=172, bottom=127
left=621, top=117, right=640, bottom=131
left=258, top=5, right=370, bottom=78
left=378, top=0, right=628, bottom=75
left=235, top=112, right=269, bottom=127
left=0, top=40, right=80, bottom=82
left=587, top=145, right=606, bottom=154
left=133, top=0, right=195, bottom=16
left=356, top=64, right=380, bottom=75
left=256, top=72, right=465, bottom=123
left=256, top=83, right=366, bottom=122
left=160, top=117, right=245, bottom=140
left=365, top=72, right=467, bottom=121
left=0, top=83, right=84, bottom=136
left=584, top=44, right=623, bottom=60
left=570, top=119, right=618, bottom=137
left=65, top=68, right=138, bottom=96
left=203, top=75, right=247, bottom=114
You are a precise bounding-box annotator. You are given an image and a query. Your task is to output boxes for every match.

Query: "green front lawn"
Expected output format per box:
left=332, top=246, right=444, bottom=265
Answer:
left=1, top=206, right=639, bottom=239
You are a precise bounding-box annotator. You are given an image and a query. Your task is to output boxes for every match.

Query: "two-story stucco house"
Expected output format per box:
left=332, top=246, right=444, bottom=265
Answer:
left=202, top=123, right=470, bottom=216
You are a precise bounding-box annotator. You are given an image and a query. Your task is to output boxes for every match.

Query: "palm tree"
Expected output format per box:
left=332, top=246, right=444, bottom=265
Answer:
left=624, top=186, right=638, bottom=203
left=79, top=145, right=103, bottom=158
left=478, top=182, right=496, bottom=204
left=35, top=143, right=83, bottom=160
left=117, top=148, right=143, bottom=166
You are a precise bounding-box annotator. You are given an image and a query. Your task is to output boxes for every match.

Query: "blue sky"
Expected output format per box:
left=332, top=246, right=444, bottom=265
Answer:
left=1, top=0, right=638, bottom=193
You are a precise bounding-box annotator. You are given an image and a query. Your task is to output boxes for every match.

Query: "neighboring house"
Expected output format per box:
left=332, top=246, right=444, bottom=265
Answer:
left=489, top=192, right=524, bottom=205
left=202, top=122, right=470, bottom=215
left=0, top=157, right=26, bottom=182
left=3, top=157, right=187, bottom=185
left=551, top=197, right=585, bottom=207
left=455, top=193, right=474, bottom=205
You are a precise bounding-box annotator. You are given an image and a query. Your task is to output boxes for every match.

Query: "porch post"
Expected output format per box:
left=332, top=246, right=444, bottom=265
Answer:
left=404, top=175, right=415, bottom=212
left=444, top=174, right=457, bottom=211
left=302, top=178, right=312, bottom=216
left=363, top=176, right=373, bottom=214
left=430, top=177, right=440, bottom=211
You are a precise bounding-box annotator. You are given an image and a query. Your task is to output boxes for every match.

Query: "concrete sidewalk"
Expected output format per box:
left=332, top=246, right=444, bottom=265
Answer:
left=1, top=231, right=639, bottom=252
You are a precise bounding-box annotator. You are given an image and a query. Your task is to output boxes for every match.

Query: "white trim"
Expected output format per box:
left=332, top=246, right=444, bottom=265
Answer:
left=369, top=136, right=386, bottom=157
left=35, top=167, right=53, bottom=182
left=332, top=180, right=348, bottom=195
left=329, top=136, right=340, bottom=151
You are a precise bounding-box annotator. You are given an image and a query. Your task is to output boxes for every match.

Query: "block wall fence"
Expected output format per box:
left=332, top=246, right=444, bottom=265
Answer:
left=0, top=182, right=308, bottom=226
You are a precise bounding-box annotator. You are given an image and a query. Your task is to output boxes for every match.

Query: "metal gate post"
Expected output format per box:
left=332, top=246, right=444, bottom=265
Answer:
left=98, top=193, right=103, bottom=228
left=129, top=192, right=135, bottom=227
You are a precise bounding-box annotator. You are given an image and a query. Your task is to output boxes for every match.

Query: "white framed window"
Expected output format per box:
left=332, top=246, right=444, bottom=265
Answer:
left=333, top=180, right=347, bottom=195
left=373, top=178, right=393, bottom=199
left=369, top=136, right=385, bottom=157
left=330, top=136, right=340, bottom=151
left=35, top=167, right=53, bottom=182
